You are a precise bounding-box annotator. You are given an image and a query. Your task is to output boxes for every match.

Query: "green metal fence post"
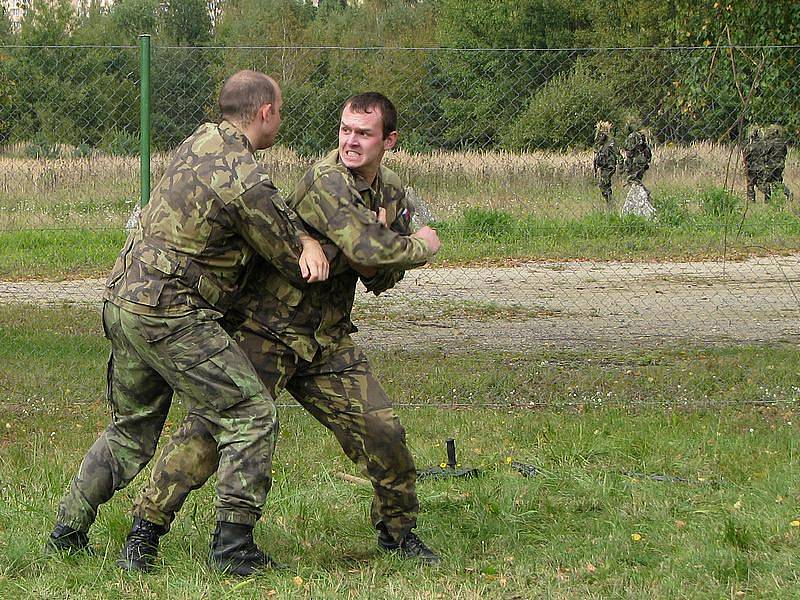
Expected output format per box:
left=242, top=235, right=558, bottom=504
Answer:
left=139, top=33, right=151, bottom=207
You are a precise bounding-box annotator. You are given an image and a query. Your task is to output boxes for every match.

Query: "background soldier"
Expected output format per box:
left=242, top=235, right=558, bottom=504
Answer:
left=47, top=71, right=329, bottom=574
left=762, top=124, right=793, bottom=201
left=120, top=93, right=443, bottom=574
left=743, top=124, right=769, bottom=203
left=593, top=121, right=620, bottom=209
left=622, top=126, right=652, bottom=186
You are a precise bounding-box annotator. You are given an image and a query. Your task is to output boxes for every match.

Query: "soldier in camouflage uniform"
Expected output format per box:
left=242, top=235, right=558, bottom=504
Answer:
left=46, top=71, right=330, bottom=575
left=762, top=124, right=793, bottom=202
left=593, top=121, right=620, bottom=208
left=622, top=128, right=652, bottom=186
left=743, top=125, right=769, bottom=203
left=122, top=93, right=443, bottom=573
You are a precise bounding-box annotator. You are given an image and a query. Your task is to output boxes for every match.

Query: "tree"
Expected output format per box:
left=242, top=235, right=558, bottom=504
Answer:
left=666, top=1, right=800, bottom=141
left=432, top=0, right=578, bottom=149
left=0, top=4, right=13, bottom=43
left=162, top=0, right=212, bottom=45
left=109, top=0, right=160, bottom=42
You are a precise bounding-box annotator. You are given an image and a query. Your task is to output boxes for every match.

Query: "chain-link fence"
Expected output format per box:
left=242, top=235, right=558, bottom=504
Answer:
left=0, top=44, right=798, bottom=349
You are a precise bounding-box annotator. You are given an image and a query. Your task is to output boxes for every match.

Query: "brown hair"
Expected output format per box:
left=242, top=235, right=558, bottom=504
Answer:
left=219, top=70, right=277, bottom=126
left=342, top=92, right=397, bottom=138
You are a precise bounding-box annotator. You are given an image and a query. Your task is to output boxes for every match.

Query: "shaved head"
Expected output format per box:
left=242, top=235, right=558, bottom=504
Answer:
left=219, top=70, right=279, bottom=126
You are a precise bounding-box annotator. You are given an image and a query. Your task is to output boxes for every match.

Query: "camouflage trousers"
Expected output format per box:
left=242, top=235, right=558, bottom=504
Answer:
left=746, top=172, right=793, bottom=203
left=133, top=326, right=419, bottom=543
left=56, top=302, right=278, bottom=532
left=596, top=167, right=614, bottom=205
left=745, top=171, right=771, bottom=203
left=625, top=165, right=648, bottom=185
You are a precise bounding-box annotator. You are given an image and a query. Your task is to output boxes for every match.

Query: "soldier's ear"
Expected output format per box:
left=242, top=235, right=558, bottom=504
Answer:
left=258, top=103, right=272, bottom=123
left=383, top=131, right=398, bottom=151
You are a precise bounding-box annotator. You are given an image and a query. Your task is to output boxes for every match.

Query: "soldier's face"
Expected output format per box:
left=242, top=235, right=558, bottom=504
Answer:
left=339, top=105, right=396, bottom=177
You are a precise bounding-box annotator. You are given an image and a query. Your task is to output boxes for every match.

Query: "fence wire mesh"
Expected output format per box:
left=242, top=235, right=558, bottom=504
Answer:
left=0, top=44, right=798, bottom=374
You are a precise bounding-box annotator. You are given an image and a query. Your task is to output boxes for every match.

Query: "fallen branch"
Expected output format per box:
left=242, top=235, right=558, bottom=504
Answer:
left=335, top=472, right=371, bottom=487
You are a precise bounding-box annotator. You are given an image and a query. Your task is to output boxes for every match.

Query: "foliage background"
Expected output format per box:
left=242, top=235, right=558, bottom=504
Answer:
left=0, top=0, right=798, bottom=155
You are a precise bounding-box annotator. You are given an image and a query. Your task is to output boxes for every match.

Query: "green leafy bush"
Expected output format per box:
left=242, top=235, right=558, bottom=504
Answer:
left=699, top=187, right=740, bottom=219
left=653, top=192, right=691, bottom=228
left=71, top=143, right=93, bottom=158
left=99, top=128, right=139, bottom=156
left=459, top=208, right=517, bottom=238
left=24, top=134, right=60, bottom=159
left=501, top=61, right=624, bottom=151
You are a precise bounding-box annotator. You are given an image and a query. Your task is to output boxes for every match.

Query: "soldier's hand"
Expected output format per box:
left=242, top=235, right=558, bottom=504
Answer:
left=299, top=237, right=330, bottom=283
left=376, top=207, right=388, bottom=227
left=412, top=226, right=441, bottom=255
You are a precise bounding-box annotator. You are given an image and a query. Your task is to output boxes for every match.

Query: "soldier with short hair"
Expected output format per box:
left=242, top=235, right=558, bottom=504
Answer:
left=119, top=92, right=443, bottom=575
left=593, top=121, right=620, bottom=208
left=46, top=71, right=330, bottom=569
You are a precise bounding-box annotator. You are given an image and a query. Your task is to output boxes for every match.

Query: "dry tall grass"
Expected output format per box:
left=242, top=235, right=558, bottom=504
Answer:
left=0, top=143, right=796, bottom=228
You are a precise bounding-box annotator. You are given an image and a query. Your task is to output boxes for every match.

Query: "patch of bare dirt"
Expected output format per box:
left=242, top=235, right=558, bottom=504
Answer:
left=2, top=255, right=798, bottom=350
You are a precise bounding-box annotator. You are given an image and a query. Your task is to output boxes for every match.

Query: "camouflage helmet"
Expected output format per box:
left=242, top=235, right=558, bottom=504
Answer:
left=621, top=114, right=642, bottom=136
left=746, top=124, right=762, bottom=142
left=763, top=124, right=785, bottom=140
left=594, top=121, right=613, bottom=142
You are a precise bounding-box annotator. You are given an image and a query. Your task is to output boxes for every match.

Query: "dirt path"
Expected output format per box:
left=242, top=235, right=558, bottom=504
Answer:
left=2, top=255, right=799, bottom=350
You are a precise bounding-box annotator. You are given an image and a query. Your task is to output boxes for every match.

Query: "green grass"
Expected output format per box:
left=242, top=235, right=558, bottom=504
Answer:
left=1, top=306, right=800, bottom=597
left=0, top=228, right=126, bottom=280
left=434, top=198, right=800, bottom=264
left=3, top=192, right=800, bottom=279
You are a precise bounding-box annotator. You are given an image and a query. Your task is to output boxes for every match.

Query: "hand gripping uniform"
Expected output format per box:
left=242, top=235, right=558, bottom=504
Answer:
left=56, top=120, right=309, bottom=532
left=132, top=149, right=433, bottom=545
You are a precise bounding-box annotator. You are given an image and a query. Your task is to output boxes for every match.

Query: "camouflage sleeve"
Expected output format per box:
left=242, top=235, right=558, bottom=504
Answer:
left=611, top=143, right=621, bottom=163
left=226, top=179, right=307, bottom=286
left=296, top=170, right=431, bottom=268
left=360, top=191, right=425, bottom=295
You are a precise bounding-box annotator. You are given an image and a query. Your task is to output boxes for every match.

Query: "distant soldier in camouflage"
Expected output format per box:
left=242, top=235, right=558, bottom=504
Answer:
left=124, top=93, right=443, bottom=574
left=622, top=127, right=652, bottom=186
left=593, top=121, right=620, bottom=208
left=762, top=124, right=793, bottom=202
left=743, top=125, right=769, bottom=203
left=46, top=71, right=330, bottom=575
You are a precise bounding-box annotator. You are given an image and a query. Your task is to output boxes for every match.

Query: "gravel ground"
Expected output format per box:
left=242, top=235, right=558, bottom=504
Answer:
left=2, top=255, right=799, bottom=350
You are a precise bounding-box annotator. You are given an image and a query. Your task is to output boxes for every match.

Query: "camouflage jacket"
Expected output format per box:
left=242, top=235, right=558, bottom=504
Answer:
left=231, top=149, right=430, bottom=361
left=104, top=120, right=307, bottom=316
left=593, top=137, right=620, bottom=171
left=623, top=132, right=652, bottom=170
left=764, top=138, right=788, bottom=175
left=743, top=138, right=767, bottom=178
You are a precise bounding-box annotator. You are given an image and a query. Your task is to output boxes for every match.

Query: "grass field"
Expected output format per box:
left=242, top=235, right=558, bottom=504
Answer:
left=1, top=143, right=798, bottom=279
left=1, top=197, right=799, bottom=279
left=1, top=306, right=800, bottom=598
left=2, top=142, right=797, bottom=225
left=1, top=141, right=799, bottom=597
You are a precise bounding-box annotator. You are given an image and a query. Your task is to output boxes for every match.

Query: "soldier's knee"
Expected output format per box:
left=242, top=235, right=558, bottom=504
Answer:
left=367, top=411, right=407, bottom=445
left=250, top=395, right=278, bottom=426
left=225, top=391, right=277, bottom=425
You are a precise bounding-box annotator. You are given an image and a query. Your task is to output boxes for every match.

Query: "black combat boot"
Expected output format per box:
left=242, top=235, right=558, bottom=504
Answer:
left=378, top=526, right=441, bottom=565
left=46, top=523, right=90, bottom=554
left=209, top=522, right=281, bottom=576
left=116, top=517, right=166, bottom=572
